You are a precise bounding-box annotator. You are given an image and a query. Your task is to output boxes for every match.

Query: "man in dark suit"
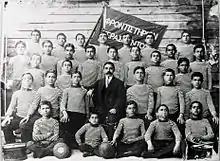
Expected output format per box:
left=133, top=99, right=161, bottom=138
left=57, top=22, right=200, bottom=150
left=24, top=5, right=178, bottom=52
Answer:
left=91, top=61, right=126, bottom=124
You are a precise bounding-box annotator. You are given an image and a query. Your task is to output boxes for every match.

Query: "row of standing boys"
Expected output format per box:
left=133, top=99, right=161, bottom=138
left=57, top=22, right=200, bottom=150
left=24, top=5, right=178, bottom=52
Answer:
left=1, top=29, right=219, bottom=158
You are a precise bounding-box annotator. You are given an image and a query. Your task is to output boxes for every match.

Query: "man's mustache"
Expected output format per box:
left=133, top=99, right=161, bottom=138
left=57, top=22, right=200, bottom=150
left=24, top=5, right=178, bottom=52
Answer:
left=106, top=71, right=113, bottom=75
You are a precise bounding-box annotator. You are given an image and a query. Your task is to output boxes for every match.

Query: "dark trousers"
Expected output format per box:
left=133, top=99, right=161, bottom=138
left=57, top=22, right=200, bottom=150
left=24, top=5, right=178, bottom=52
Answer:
left=2, top=115, right=24, bottom=143
left=117, top=140, right=146, bottom=158
left=136, top=113, right=152, bottom=130
left=143, top=140, right=176, bottom=158
left=60, top=112, right=86, bottom=149
left=19, top=113, right=41, bottom=142
left=100, top=113, right=118, bottom=141
left=27, top=138, right=64, bottom=158
left=79, top=143, right=100, bottom=156
left=169, top=112, right=185, bottom=138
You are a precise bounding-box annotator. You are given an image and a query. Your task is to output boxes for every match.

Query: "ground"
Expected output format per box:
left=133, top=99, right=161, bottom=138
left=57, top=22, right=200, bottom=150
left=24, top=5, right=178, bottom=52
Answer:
left=22, top=150, right=219, bottom=161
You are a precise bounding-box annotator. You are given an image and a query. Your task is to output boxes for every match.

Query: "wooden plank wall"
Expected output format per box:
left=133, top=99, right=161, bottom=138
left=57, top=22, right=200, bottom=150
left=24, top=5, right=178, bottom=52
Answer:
left=3, top=0, right=218, bottom=56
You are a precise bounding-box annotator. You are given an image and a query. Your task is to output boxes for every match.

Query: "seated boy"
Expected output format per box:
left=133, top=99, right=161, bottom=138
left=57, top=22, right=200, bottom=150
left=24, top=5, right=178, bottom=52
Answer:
left=2, top=73, right=36, bottom=143
left=185, top=101, right=215, bottom=158
left=111, top=100, right=146, bottom=158
left=75, top=111, right=108, bottom=157
left=142, top=104, right=182, bottom=158
left=27, top=100, right=64, bottom=158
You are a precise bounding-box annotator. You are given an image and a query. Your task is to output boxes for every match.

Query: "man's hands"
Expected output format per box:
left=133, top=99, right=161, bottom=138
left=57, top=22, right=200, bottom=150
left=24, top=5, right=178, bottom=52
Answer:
left=177, top=114, right=185, bottom=124
left=145, top=114, right=153, bottom=121
left=109, top=108, right=117, bottom=114
left=1, top=116, right=13, bottom=127
left=19, top=115, right=30, bottom=125
left=212, top=115, right=219, bottom=124
left=60, top=111, right=69, bottom=123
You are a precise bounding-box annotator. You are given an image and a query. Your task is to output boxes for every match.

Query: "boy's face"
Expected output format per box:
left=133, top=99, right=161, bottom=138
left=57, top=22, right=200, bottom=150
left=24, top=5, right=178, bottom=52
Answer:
left=46, top=73, right=56, bottom=86
left=164, top=71, right=174, bottom=85
left=89, top=114, right=99, bottom=125
left=181, top=32, right=190, bottom=44
left=178, top=61, right=189, bottom=73
left=103, top=64, right=114, bottom=76
left=21, top=74, right=33, bottom=89
left=145, top=34, right=154, bottom=46
left=190, top=102, right=201, bottom=117
left=76, top=35, right=85, bottom=47
left=166, top=45, right=176, bottom=58
left=126, top=104, right=136, bottom=117
left=151, top=52, right=160, bottom=63
left=194, top=48, right=204, bottom=60
left=16, top=43, right=26, bottom=55
left=40, top=104, right=51, bottom=117
left=43, top=42, right=53, bottom=55
left=134, top=69, right=145, bottom=82
left=157, top=106, right=168, bottom=121
left=65, top=46, right=74, bottom=59
left=85, top=48, right=95, bottom=59
left=31, top=55, right=41, bottom=68
left=72, top=73, right=81, bottom=85
left=122, top=34, right=131, bottom=45
left=191, top=76, right=202, bottom=89
left=107, top=48, right=117, bottom=60
left=130, top=47, right=140, bottom=60
left=31, top=31, right=41, bottom=43
left=62, top=61, right=72, bottom=73
left=98, top=33, right=108, bottom=44
left=57, top=35, right=66, bottom=46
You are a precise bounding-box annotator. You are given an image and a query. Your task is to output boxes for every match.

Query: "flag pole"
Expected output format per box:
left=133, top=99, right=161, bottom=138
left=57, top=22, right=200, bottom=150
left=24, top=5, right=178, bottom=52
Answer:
left=201, top=0, right=207, bottom=58
left=85, top=1, right=107, bottom=47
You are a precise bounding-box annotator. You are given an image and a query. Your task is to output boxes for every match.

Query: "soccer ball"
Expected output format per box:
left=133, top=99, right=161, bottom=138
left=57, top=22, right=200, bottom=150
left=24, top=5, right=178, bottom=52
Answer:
left=98, top=142, right=116, bottom=159
left=53, top=142, right=70, bottom=159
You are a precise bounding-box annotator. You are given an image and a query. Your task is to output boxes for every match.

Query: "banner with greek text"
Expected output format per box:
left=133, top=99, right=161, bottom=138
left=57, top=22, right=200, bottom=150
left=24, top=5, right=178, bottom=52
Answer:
left=87, top=7, right=167, bottom=49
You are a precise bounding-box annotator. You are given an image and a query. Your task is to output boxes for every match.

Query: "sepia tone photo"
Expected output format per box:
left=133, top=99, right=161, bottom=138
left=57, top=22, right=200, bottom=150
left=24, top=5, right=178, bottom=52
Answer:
left=0, top=0, right=219, bottom=160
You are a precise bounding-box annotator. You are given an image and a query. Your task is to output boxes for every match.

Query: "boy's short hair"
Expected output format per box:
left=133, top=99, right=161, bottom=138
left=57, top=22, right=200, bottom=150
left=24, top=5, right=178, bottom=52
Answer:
left=40, top=100, right=52, bottom=109
left=193, top=44, right=205, bottom=61
left=190, top=101, right=203, bottom=118
left=45, top=69, right=57, bottom=78
left=21, top=72, right=34, bottom=81
left=64, top=43, right=75, bottom=51
left=156, top=104, right=169, bottom=113
left=181, top=30, right=191, bottom=38
left=42, top=40, right=53, bottom=47
left=103, top=61, right=115, bottom=71
left=72, top=71, right=82, bottom=79
left=189, top=101, right=203, bottom=111
left=133, top=66, right=145, bottom=75
left=89, top=110, right=100, bottom=119
left=165, top=44, right=177, bottom=53
left=15, top=41, right=26, bottom=48
left=75, top=33, right=85, bottom=40
left=56, top=33, right=67, bottom=39
left=150, top=50, right=161, bottom=60
left=177, top=57, right=190, bottom=67
left=127, top=100, right=138, bottom=110
left=163, top=68, right=175, bottom=78
left=107, top=46, right=118, bottom=54
left=191, top=72, right=204, bottom=82
left=99, top=31, right=108, bottom=36
left=145, top=32, right=155, bottom=40
left=31, top=29, right=41, bottom=38
left=61, top=60, right=73, bottom=68
left=85, top=45, right=96, bottom=53
left=130, top=45, right=141, bottom=53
